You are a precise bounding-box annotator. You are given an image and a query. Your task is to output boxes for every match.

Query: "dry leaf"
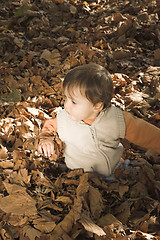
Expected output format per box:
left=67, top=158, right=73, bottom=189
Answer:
left=97, top=214, right=122, bottom=227
left=12, top=168, right=31, bottom=186
left=76, top=173, right=90, bottom=196
left=118, top=185, right=129, bottom=198
left=23, top=225, right=42, bottom=240
left=0, top=160, right=13, bottom=168
left=32, top=218, right=56, bottom=233
left=89, top=186, right=104, bottom=219
left=79, top=212, right=106, bottom=236
left=115, top=200, right=131, bottom=224
left=8, top=215, right=28, bottom=227
left=0, top=145, right=8, bottom=160
left=55, top=196, right=73, bottom=204
left=0, top=183, right=37, bottom=216
left=40, top=49, right=61, bottom=65
left=50, top=209, right=75, bottom=239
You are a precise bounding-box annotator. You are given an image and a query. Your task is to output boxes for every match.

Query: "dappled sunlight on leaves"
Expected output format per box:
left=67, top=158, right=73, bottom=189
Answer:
left=0, top=0, right=160, bottom=238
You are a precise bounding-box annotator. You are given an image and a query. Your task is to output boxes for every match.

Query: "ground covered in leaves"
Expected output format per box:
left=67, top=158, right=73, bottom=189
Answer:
left=0, top=0, right=160, bottom=239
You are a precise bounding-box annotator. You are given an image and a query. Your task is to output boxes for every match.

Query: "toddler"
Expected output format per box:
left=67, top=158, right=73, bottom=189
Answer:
left=38, top=63, right=160, bottom=177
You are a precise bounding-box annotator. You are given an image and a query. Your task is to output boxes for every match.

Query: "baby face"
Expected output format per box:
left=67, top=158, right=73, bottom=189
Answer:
left=64, top=87, right=99, bottom=121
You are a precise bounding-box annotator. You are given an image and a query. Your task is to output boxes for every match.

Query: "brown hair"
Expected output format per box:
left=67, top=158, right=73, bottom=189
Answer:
left=63, top=63, right=113, bottom=109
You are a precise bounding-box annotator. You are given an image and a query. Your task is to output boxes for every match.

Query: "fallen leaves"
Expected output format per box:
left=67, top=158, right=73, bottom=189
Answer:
left=0, top=0, right=160, bottom=239
left=0, top=124, right=160, bottom=239
left=0, top=145, right=8, bottom=160
left=40, top=49, right=61, bottom=66
left=0, top=182, right=37, bottom=216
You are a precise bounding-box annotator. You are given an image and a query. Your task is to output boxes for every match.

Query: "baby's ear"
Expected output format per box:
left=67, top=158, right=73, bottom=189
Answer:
left=94, top=102, right=104, bottom=112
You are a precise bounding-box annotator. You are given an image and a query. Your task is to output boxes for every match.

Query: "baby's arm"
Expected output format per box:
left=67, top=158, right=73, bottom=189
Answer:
left=38, top=118, right=58, bottom=157
left=123, top=111, right=160, bottom=154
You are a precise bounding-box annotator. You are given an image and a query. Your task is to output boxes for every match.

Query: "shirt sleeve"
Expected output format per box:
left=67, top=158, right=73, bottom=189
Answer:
left=123, top=111, right=160, bottom=154
left=39, top=118, right=58, bottom=138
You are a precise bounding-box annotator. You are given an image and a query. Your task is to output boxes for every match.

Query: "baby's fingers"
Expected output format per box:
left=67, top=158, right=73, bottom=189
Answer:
left=46, top=142, right=54, bottom=157
left=38, top=141, right=54, bottom=158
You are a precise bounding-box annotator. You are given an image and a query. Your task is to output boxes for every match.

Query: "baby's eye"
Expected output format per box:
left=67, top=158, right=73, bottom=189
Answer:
left=72, top=100, right=76, bottom=104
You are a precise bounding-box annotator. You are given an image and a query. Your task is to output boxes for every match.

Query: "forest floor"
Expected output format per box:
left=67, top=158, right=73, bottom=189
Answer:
left=0, top=0, right=160, bottom=239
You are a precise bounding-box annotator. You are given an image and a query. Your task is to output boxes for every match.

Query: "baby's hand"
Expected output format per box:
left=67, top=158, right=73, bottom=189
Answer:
left=38, top=139, right=55, bottom=158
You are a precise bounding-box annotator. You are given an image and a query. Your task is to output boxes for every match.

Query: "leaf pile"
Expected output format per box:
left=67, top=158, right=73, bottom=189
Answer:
left=0, top=0, right=160, bottom=239
left=0, top=100, right=160, bottom=239
left=0, top=98, right=160, bottom=240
